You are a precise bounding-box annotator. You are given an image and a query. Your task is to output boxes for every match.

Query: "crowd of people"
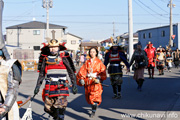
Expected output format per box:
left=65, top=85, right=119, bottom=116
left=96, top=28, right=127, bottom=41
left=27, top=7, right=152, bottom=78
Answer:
left=147, top=43, right=180, bottom=75
left=74, top=50, right=104, bottom=67
left=33, top=41, right=180, bottom=119
left=1, top=37, right=180, bottom=120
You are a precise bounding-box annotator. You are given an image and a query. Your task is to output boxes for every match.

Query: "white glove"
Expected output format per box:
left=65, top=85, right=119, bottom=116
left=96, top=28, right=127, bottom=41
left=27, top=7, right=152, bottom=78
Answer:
left=94, top=78, right=100, bottom=84
left=80, top=79, right=85, bottom=85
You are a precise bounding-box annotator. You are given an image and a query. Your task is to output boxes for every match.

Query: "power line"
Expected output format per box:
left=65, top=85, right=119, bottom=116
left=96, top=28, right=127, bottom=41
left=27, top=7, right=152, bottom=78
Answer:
left=151, top=0, right=169, bottom=13
left=3, top=0, right=41, bottom=25
left=2, top=19, right=169, bottom=25
left=160, top=0, right=168, bottom=3
left=4, top=13, right=177, bottom=18
left=3, top=8, right=33, bottom=26
left=4, top=0, right=41, bottom=4
left=134, top=0, right=167, bottom=20
left=138, top=0, right=168, bottom=18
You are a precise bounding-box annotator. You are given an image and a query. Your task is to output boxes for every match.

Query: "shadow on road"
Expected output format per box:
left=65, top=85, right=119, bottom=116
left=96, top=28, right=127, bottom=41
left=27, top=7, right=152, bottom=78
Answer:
left=99, top=116, right=122, bottom=120
left=20, top=108, right=48, bottom=120
left=18, top=68, right=180, bottom=120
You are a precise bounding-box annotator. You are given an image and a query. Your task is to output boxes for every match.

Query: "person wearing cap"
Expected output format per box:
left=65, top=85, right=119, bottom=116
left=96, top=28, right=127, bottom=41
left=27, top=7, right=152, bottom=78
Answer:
left=130, top=41, right=148, bottom=91
left=33, top=30, right=78, bottom=120
left=104, top=43, right=130, bottom=99
left=156, top=46, right=166, bottom=75
left=144, top=41, right=156, bottom=79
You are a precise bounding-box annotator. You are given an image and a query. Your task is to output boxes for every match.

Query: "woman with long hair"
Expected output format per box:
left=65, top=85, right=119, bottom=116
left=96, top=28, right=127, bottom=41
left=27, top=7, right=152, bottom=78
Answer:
left=76, top=47, right=107, bottom=118
left=130, top=42, right=148, bottom=91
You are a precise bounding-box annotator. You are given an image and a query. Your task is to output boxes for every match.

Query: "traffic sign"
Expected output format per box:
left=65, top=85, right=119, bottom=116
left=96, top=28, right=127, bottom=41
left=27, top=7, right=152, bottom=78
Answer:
left=172, top=35, right=176, bottom=39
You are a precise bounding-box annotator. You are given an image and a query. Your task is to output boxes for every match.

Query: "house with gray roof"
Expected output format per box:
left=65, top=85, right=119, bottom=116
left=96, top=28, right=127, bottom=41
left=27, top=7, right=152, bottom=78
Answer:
left=6, top=21, right=82, bottom=60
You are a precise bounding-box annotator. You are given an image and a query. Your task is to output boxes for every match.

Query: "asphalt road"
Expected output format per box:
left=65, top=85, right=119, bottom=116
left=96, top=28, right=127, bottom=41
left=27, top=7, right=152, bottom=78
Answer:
left=17, top=67, right=180, bottom=120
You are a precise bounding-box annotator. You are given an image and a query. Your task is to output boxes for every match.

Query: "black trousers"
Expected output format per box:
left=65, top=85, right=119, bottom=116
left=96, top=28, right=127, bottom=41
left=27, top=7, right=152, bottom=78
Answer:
left=112, top=84, right=121, bottom=95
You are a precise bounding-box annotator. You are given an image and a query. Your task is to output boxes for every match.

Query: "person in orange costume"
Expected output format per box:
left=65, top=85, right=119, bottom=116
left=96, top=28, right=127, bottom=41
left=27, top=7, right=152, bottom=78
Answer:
left=76, top=47, right=107, bottom=118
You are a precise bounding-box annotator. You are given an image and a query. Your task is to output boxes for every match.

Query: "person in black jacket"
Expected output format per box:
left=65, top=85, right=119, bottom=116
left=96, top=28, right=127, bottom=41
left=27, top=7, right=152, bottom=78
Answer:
left=104, top=44, right=130, bottom=99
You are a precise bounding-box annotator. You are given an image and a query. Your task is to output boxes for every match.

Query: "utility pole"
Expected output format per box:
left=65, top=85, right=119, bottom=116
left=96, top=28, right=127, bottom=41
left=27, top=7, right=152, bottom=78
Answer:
left=42, top=0, right=53, bottom=38
left=32, top=0, right=36, bottom=21
left=113, top=22, right=115, bottom=40
left=128, top=0, right=133, bottom=62
left=17, top=27, right=20, bottom=47
left=168, top=0, right=175, bottom=49
left=169, top=0, right=173, bottom=49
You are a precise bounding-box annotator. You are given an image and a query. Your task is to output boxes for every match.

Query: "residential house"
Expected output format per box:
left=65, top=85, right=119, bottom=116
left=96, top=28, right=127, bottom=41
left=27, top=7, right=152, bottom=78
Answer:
left=100, top=38, right=113, bottom=49
left=80, top=41, right=101, bottom=53
left=6, top=21, right=82, bottom=60
left=100, top=33, right=138, bottom=52
left=117, top=32, right=138, bottom=46
left=138, top=23, right=179, bottom=50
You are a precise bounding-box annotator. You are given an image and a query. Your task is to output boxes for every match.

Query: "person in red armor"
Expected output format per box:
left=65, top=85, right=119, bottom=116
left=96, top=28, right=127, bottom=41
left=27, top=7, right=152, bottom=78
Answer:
left=33, top=30, right=78, bottom=120
left=144, top=41, right=156, bottom=79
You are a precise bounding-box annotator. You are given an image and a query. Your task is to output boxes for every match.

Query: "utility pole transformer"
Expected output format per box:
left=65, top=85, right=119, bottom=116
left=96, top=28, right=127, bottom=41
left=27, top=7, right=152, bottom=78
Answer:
left=42, top=0, right=53, bottom=38
left=128, top=0, right=133, bottom=62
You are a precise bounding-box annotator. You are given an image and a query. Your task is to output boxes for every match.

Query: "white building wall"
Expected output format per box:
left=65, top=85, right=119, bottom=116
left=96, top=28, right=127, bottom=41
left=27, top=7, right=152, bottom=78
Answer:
left=6, top=28, right=81, bottom=60
left=65, top=34, right=81, bottom=52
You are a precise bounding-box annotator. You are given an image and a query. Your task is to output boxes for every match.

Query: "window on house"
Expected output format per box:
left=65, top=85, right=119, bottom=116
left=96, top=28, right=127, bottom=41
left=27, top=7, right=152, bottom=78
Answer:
left=33, top=30, right=40, bottom=35
left=33, top=46, right=40, bottom=50
left=62, top=40, right=67, bottom=43
left=161, top=30, right=165, bottom=37
left=149, top=33, right=152, bottom=38
left=143, top=33, right=146, bottom=39
left=71, top=40, right=76, bottom=44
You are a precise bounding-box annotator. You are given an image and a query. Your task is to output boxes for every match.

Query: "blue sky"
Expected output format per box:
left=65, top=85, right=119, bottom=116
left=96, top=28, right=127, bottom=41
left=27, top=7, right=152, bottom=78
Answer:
left=3, top=0, right=180, bottom=40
